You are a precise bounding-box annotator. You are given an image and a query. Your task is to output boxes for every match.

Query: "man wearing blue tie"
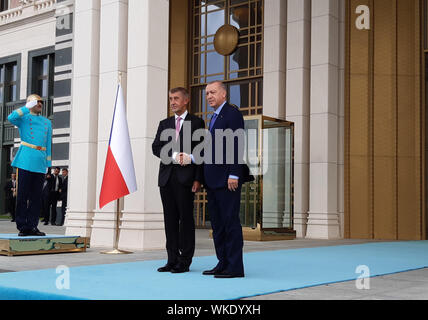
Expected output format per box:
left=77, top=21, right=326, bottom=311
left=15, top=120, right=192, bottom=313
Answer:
left=203, top=81, right=245, bottom=278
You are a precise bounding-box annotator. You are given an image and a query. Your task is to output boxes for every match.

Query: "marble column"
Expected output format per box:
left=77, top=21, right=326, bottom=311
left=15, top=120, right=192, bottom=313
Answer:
left=286, top=0, right=311, bottom=238
left=65, top=0, right=100, bottom=237
left=263, top=0, right=287, bottom=120
left=338, top=0, right=345, bottom=239
left=90, top=0, right=129, bottom=248
left=118, top=0, right=168, bottom=251
left=262, top=0, right=287, bottom=230
left=306, top=0, right=341, bottom=239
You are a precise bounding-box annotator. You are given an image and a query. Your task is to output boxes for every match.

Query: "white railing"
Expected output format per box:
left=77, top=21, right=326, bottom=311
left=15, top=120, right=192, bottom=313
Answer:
left=0, top=0, right=57, bottom=26
left=34, top=0, right=56, bottom=11
left=0, top=7, right=23, bottom=24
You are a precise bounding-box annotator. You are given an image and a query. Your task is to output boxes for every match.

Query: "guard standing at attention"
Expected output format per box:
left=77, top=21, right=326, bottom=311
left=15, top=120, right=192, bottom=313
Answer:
left=8, top=94, right=52, bottom=237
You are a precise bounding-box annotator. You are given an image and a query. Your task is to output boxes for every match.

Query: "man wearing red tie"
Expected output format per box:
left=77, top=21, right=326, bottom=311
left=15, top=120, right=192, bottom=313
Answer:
left=152, top=87, right=205, bottom=274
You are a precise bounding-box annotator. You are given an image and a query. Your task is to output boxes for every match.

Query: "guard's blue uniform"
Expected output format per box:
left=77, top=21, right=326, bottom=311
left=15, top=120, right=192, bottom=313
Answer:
left=8, top=106, right=52, bottom=173
left=8, top=106, right=52, bottom=233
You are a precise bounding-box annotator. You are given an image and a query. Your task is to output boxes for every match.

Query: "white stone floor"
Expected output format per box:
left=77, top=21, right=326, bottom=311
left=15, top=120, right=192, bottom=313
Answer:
left=0, top=220, right=427, bottom=300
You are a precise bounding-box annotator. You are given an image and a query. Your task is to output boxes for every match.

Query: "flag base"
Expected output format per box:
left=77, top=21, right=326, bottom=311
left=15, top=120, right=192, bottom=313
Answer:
left=100, top=249, right=133, bottom=255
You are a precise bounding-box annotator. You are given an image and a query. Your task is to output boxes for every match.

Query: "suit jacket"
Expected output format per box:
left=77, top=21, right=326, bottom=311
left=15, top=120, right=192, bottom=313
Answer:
left=152, top=112, right=205, bottom=187
left=204, top=102, right=251, bottom=189
left=49, top=174, right=63, bottom=194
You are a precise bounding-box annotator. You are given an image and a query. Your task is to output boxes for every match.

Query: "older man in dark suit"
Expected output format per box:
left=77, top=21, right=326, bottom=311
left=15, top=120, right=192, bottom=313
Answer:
left=152, top=87, right=205, bottom=274
left=202, top=80, right=247, bottom=279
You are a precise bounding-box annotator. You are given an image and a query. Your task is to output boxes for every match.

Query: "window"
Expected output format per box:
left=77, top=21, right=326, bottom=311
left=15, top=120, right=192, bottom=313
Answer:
left=0, top=65, right=4, bottom=103
left=31, top=53, right=54, bottom=99
left=0, top=0, right=9, bottom=12
left=191, top=0, right=264, bottom=121
left=0, top=61, right=18, bottom=104
left=28, top=48, right=55, bottom=118
left=0, top=55, right=21, bottom=147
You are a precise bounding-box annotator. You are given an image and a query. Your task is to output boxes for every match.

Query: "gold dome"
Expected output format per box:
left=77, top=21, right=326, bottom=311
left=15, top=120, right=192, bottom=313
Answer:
left=214, top=24, right=239, bottom=56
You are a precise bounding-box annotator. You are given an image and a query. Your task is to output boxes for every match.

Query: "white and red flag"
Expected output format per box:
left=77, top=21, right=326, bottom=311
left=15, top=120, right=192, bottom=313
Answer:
left=99, top=84, right=137, bottom=209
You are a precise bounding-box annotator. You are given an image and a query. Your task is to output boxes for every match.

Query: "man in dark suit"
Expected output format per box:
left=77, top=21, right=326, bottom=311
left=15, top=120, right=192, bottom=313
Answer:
left=203, top=81, right=246, bottom=279
left=152, top=87, right=205, bottom=274
left=4, top=173, right=17, bottom=222
left=59, top=168, right=68, bottom=226
left=41, top=173, right=52, bottom=225
left=48, top=167, right=62, bottom=225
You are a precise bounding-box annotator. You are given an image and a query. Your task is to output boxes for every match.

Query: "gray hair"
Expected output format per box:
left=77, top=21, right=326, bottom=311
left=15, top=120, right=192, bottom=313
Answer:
left=207, top=80, right=227, bottom=92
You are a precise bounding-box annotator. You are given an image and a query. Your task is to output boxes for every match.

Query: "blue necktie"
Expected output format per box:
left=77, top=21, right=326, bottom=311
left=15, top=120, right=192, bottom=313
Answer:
left=209, top=113, right=218, bottom=131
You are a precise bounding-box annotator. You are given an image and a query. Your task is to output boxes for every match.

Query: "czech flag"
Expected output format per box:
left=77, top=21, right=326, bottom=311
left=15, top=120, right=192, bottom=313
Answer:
left=99, top=84, right=137, bottom=209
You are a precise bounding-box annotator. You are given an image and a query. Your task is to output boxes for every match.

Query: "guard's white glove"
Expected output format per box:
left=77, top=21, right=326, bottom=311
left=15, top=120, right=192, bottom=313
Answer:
left=26, top=100, right=38, bottom=109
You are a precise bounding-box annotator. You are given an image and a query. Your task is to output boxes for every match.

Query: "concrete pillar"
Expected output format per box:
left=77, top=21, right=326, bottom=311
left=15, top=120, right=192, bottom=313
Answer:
left=263, top=0, right=287, bottom=120
left=286, top=0, right=311, bottom=238
left=262, top=0, right=287, bottom=229
left=118, top=0, right=168, bottom=251
left=306, top=0, right=341, bottom=239
left=337, top=0, right=345, bottom=239
left=65, top=0, right=100, bottom=237
left=90, top=0, right=128, bottom=248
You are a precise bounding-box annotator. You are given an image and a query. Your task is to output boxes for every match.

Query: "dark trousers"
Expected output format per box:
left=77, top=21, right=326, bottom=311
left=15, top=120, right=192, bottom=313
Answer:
left=6, top=197, right=16, bottom=220
left=60, top=197, right=67, bottom=226
left=207, top=185, right=244, bottom=275
left=49, top=192, right=59, bottom=224
left=41, top=194, right=50, bottom=222
left=159, top=169, right=195, bottom=268
left=16, top=169, right=44, bottom=232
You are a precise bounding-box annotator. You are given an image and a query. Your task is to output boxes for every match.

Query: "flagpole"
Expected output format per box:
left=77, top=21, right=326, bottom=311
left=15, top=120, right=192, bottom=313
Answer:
left=100, top=72, right=132, bottom=255
left=100, top=198, right=132, bottom=254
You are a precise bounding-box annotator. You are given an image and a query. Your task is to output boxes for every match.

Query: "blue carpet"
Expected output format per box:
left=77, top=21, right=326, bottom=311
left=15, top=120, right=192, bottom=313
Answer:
left=0, top=241, right=428, bottom=300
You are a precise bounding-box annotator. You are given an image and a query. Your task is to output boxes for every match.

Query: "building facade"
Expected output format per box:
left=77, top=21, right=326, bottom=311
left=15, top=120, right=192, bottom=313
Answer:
left=0, top=0, right=426, bottom=250
left=0, top=0, right=73, bottom=214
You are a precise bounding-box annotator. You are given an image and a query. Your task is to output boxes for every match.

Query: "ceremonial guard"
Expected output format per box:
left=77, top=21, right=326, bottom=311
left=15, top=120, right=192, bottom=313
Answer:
left=8, top=94, right=52, bottom=236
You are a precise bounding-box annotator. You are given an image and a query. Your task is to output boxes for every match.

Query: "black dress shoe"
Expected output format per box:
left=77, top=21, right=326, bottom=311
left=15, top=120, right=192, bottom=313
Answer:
left=171, top=265, right=190, bottom=274
left=157, top=264, right=175, bottom=272
left=214, top=271, right=245, bottom=279
left=29, top=229, right=46, bottom=236
left=43, top=221, right=49, bottom=225
left=202, top=268, right=223, bottom=276
left=18, top=230, right=31, bottom=237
